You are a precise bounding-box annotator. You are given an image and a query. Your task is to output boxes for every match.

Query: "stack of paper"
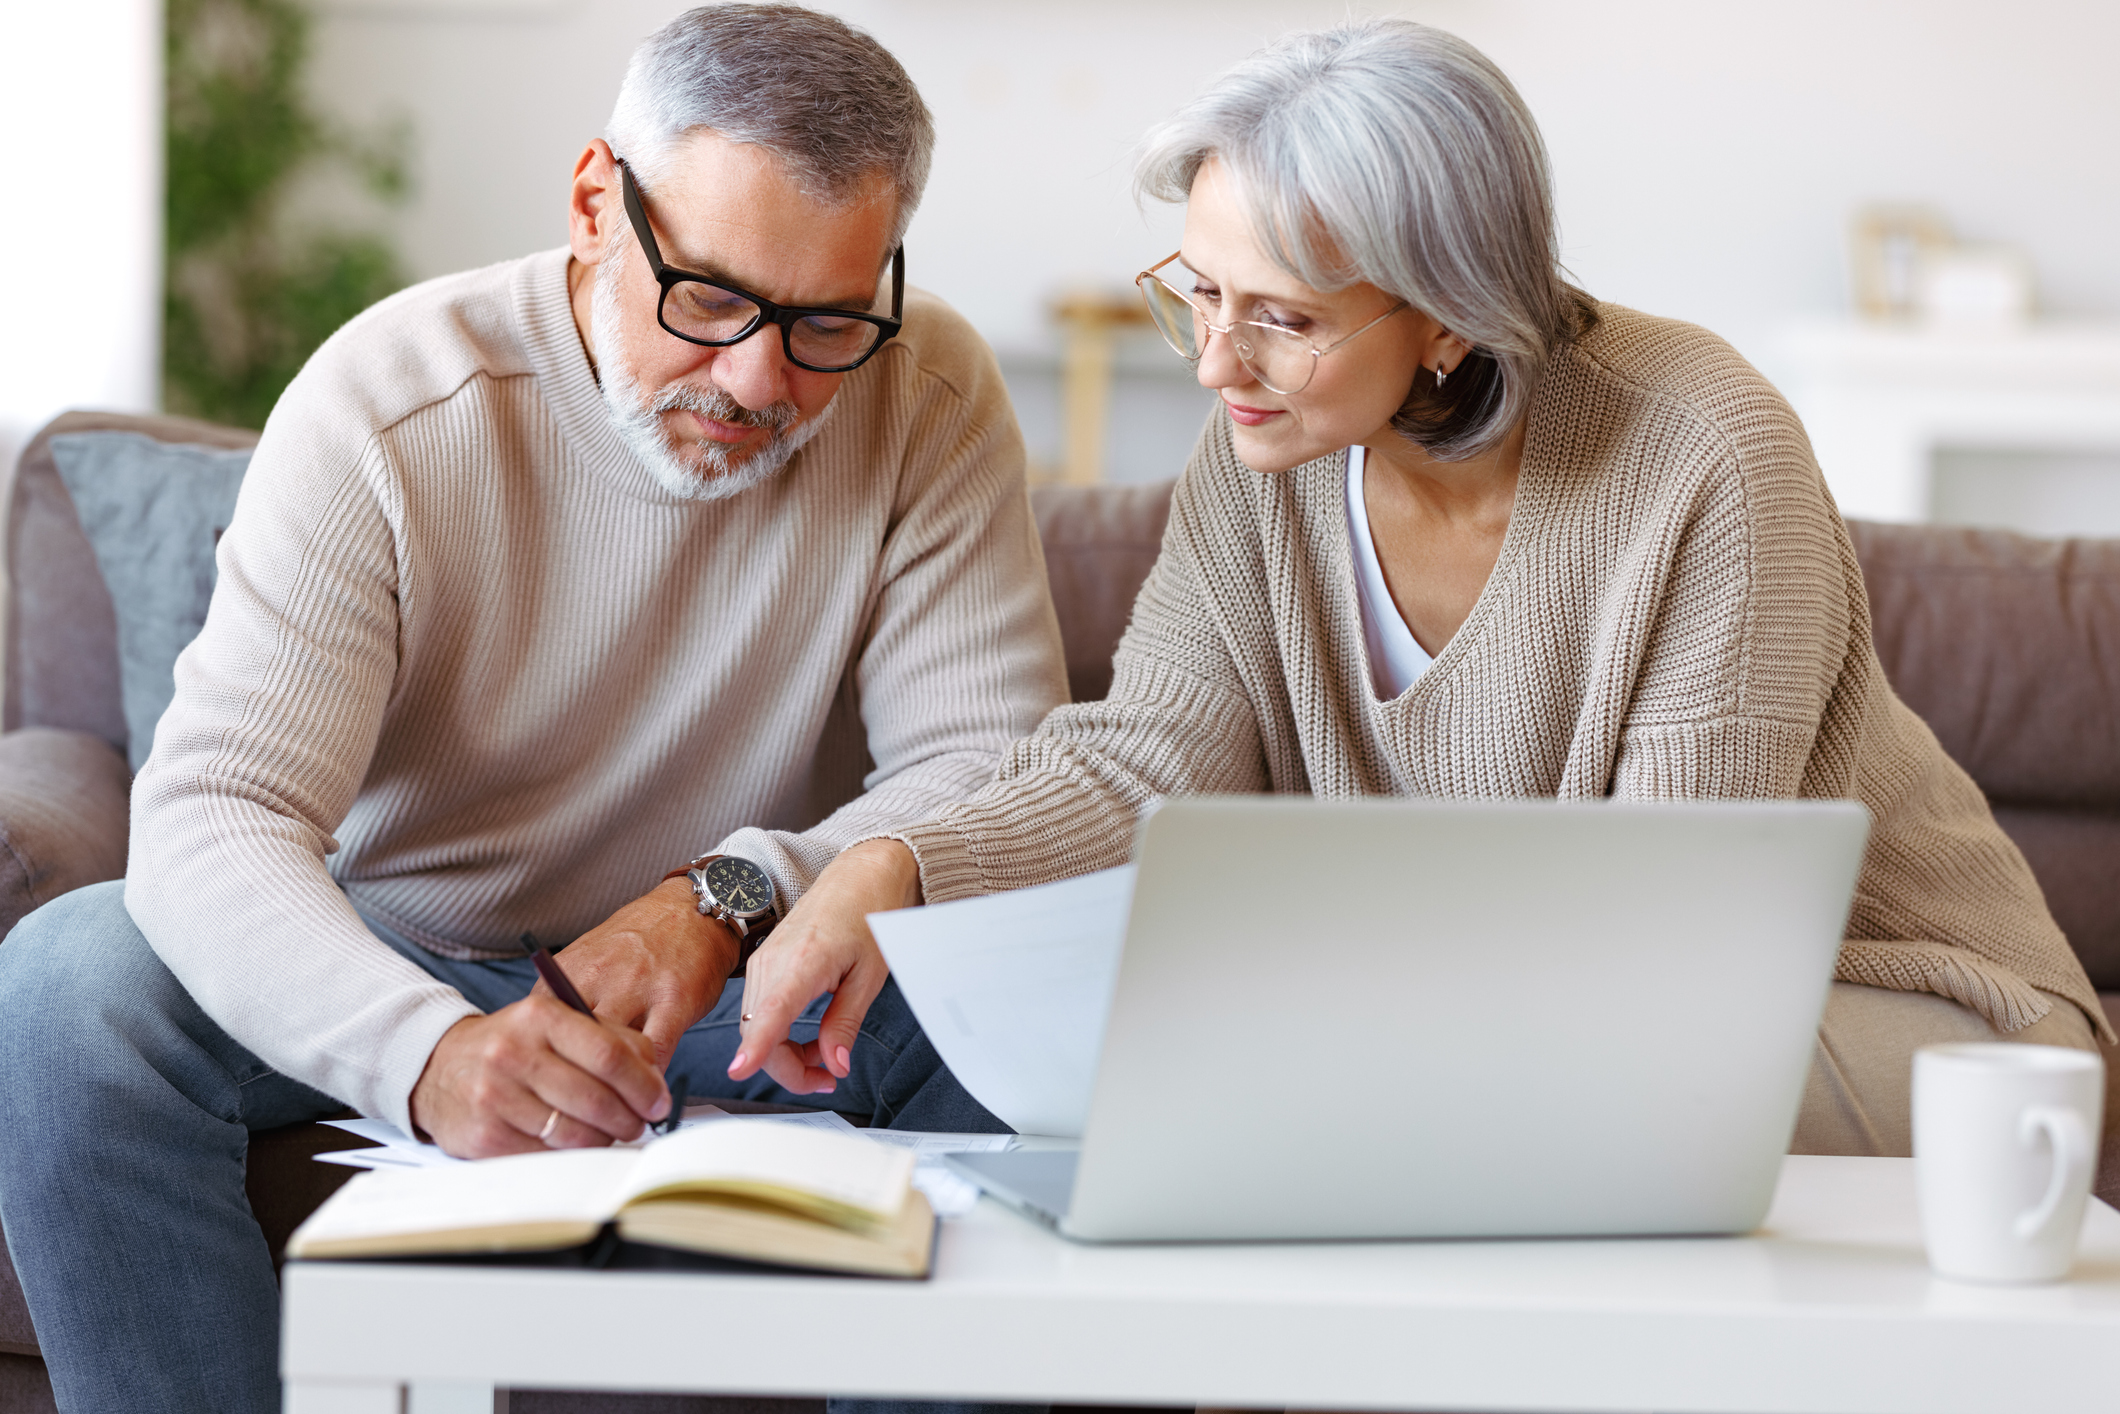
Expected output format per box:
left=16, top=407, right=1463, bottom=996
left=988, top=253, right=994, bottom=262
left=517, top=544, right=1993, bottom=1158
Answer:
left=314, top=1108, right=1015, bottom=1218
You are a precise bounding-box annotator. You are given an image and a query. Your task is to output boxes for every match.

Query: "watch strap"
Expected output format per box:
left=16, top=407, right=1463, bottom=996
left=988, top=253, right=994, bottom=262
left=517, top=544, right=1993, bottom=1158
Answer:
left=662, top=850, right=718, bottom=885
left=729, top=924, right=768, bottom=979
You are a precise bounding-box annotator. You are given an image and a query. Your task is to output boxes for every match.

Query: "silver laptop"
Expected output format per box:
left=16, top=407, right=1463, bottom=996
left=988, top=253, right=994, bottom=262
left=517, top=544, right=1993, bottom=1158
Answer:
left=948, top=796, right=1868, bottom=1242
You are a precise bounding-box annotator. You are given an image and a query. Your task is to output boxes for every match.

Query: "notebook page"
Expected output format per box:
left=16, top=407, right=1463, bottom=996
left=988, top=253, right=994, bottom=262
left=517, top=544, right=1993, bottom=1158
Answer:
left=620, top=1121, right=913, bottom=1225
left=289, top=1147, right=641, bottom=1251
left=701, top=1114, right=1012, bottom=1219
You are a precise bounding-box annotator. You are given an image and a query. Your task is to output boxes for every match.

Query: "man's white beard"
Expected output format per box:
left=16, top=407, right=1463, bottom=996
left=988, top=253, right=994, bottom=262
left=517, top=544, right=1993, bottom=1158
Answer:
left=591, top=248, right=834, bottom=502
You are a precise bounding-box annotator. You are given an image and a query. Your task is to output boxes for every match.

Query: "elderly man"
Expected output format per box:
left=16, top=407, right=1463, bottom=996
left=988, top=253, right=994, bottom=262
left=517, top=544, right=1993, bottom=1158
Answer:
left=0, top=7, right=1064, bottom=1411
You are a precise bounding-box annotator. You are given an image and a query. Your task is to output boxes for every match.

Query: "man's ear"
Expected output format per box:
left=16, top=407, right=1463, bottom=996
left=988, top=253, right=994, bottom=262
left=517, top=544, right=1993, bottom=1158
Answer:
left=568, top=139, right=621, bottom=267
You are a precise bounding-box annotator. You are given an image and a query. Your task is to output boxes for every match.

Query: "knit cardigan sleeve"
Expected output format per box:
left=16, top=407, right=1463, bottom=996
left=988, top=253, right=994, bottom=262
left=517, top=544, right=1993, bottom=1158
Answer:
left=1603, top=372, right=1851, bottom=802
left=1594, top=354, right=2106, bottom=1038
left=893, top=455, right=1269, bottom=901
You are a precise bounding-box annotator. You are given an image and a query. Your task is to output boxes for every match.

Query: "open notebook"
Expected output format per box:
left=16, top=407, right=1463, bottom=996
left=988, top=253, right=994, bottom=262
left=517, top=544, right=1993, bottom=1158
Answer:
left=288, top=1122, right=935, bottom=1278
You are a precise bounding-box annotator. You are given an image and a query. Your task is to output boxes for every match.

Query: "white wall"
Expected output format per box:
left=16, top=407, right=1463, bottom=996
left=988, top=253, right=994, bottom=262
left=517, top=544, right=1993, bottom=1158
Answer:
left=0, top=0, right=162, bottom=477
left=305, top=0, right=2120, bottom=352
left=299, top=0, right=2120, bottom=484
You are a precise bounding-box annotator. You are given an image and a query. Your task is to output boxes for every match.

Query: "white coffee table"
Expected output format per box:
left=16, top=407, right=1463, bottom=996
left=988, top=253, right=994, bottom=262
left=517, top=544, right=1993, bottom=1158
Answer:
left=281, top=1156, right=2120, bottom=1414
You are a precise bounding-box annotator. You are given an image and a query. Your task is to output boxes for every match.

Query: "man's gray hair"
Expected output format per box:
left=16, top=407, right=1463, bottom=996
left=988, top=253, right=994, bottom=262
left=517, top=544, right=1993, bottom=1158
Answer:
left=607, top=4, right=934, bottom=249
left=1136, top=20, right=1593, bottom=461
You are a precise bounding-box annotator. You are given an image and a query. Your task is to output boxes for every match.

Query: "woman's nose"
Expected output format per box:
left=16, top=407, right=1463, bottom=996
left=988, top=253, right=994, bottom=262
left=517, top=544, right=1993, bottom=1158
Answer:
left=1193, top=325, right=1251, bottom=392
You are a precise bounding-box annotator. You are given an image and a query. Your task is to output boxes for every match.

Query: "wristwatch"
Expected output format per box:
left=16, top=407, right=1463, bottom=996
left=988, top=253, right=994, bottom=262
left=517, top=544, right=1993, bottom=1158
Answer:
left=663, top=853, right=779, bottom=975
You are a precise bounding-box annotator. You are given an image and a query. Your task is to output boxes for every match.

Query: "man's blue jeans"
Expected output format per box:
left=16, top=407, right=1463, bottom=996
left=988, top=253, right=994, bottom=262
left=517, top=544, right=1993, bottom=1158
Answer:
left=0, top=880, right=1019, bottom=1414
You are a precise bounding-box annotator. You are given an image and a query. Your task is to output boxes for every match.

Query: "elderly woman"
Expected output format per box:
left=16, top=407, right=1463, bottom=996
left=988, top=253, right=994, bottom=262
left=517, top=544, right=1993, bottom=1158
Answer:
left=730, top=19, right=2106, bottom=1152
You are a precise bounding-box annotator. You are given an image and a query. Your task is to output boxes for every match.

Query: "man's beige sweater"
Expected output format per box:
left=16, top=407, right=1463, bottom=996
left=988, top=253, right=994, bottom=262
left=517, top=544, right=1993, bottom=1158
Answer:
left=897, top=304, right=2107, bottom=1042
left=128, top=250, right=1067, bottom=1132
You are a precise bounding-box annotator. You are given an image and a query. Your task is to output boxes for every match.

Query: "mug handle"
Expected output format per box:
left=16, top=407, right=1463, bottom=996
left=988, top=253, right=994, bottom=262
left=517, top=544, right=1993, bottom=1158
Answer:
left=2015, top=1105, right=2093, bottom=1241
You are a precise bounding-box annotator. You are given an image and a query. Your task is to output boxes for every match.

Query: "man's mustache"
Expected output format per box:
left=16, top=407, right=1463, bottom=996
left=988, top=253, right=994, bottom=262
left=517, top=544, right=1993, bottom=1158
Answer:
left=650, top=383, right=800, bottom=435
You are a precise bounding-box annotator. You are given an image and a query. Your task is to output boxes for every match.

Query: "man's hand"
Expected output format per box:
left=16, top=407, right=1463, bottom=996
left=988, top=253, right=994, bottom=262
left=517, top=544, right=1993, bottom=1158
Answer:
left=409, top=996, right=670, bottom=1157
left=727, top=838, right=922, bottom=1095
left=536, top=877, right=740, bottom=1066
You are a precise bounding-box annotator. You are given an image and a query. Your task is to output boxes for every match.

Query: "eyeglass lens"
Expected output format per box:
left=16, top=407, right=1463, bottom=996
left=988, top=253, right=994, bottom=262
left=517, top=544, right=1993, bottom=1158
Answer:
left=1136, top=259, right=1317, bottom=395
left=661, top=280, right=886, bottom=371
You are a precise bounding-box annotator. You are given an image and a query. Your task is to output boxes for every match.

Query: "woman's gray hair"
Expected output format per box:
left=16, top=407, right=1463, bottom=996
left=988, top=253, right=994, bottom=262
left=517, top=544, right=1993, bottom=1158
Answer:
left=607, top=4, right=933, bottom=249
left=1136, top=20, right=1593, bottom=460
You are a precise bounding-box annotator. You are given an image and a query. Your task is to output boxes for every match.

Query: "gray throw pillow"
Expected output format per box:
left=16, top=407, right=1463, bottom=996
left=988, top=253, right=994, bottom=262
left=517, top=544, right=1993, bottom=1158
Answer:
left=49, top=432, right=252, bottom=772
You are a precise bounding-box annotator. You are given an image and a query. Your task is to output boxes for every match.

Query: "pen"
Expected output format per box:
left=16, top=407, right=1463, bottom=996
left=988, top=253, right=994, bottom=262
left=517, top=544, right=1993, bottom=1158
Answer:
left=519, top=933, right=685, bottom=1137
left=519, top=932, right=593, bottom=1016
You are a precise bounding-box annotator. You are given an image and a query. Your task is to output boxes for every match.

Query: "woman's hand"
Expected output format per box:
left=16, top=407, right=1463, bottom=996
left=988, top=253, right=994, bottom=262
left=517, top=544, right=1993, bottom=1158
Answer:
left=725, top=838, right=922, bottom=1094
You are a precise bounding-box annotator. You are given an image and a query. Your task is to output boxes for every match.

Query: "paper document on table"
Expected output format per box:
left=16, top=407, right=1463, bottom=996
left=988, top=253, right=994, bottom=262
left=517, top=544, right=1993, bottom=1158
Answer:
left=909, top=1163, right=985, bottom=1218
left=862, top=1131, right=1019, bottom=1156
left=314, top=1107, right=1007, bottom=1218
left=868, top=865, right=1133, bottom=1138
left=723, top=1108, right=861, bottom=1136
left=314, top=1105, right=845, bottom=1170
left=314, top=1149, right=423, bottom=1171
left=318, top=1117, right=464, bottom=1169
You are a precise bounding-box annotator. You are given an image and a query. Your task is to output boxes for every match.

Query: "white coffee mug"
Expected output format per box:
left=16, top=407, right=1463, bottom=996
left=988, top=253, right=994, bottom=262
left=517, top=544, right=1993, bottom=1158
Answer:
left=1913, top=1042, right=2104, bottom=1283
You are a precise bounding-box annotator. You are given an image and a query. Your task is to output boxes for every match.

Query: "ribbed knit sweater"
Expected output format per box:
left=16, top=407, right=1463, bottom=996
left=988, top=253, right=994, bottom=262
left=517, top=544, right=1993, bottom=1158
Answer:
left=895, top=304, right=2107, bottom=1042
left=128, top=249, right=1068, bottom=1131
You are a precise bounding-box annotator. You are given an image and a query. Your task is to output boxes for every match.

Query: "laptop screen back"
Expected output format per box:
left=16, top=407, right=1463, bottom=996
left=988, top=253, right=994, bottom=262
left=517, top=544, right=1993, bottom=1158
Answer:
left=1062, top=797, right=1868, bottom=1242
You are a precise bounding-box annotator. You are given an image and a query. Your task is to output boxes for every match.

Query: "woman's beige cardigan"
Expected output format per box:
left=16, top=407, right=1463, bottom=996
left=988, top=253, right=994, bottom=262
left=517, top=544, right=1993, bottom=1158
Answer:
left=893, top=304, right=2107, bottom=1040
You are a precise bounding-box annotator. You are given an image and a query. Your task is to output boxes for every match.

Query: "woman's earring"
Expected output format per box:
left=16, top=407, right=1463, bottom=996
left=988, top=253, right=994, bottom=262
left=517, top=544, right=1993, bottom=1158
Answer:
left=1434, top=364, right=1449, bottom=390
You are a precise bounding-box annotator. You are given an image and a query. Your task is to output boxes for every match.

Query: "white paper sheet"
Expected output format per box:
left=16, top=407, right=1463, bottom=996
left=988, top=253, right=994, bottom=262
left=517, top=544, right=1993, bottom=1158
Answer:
left=320, top=1117, right=464, bottom=1167
left=309, top=1153, right=404, bottom=1170
left=721, top=1108, right=859, bottom=1136
left=910, top=1164, right=985, bottom=1218
left=868, top=865, right=1134, bottom=1138
left=862, top=1131, right=1019, bottom=1215
left=862, top=1131, right=1019, bottom=1156
left=314, top=1107, right=1012, bottom=1215
left=314, top=1147, right=417, bottom=1171
left=318, top=1105, right=812, bottom=1169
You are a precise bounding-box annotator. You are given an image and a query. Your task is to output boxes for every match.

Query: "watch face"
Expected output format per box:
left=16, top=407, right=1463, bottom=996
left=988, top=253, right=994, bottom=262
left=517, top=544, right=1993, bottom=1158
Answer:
left=703, top=856, right=775, bottom=916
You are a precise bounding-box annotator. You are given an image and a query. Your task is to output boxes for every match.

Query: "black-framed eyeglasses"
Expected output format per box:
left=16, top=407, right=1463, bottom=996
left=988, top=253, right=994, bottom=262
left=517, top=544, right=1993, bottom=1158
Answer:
left=617, top=157, right=904, bottom=373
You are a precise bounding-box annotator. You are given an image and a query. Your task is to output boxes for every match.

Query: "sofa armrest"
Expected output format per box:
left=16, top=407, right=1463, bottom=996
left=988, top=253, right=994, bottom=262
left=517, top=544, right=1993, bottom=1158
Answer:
left=0, top=727, right=129, bottom=940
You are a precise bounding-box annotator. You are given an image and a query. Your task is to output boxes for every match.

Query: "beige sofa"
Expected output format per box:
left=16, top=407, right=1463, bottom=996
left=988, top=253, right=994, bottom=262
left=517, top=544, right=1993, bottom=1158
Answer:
left=3, top=409, right=2118, bottom=1411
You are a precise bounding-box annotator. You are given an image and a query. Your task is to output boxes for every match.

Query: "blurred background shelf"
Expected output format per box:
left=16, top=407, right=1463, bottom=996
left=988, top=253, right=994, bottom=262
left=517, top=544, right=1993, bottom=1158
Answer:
left=1775, top=319, right=2120, bottom=534
left=1001, top=332, right=1212, bottom=489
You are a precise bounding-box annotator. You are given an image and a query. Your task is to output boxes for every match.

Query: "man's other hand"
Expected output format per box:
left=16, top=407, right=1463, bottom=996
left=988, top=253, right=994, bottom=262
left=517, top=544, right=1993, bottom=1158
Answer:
left=410, top=997, right=669, bottom=1157
left=539, top=877, right=740, bottom=1066
left=727, top=838, right=921, bottom=1095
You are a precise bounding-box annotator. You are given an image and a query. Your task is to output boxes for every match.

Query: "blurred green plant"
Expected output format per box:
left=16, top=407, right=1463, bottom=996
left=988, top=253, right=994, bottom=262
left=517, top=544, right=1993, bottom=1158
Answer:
left=165, top=0, right=410, bottom=428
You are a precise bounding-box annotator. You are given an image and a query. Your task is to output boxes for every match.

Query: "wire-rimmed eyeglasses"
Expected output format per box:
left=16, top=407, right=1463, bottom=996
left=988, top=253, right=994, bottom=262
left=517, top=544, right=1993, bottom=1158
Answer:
left=1134, top=251, right=1407, bottom=396
left=617, top=157, right=904, bottom=373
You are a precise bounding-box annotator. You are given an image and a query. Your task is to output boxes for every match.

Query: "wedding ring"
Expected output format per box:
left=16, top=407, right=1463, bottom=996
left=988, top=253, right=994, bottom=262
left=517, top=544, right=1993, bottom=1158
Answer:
left=538, top=1108, right=561, bottom=1144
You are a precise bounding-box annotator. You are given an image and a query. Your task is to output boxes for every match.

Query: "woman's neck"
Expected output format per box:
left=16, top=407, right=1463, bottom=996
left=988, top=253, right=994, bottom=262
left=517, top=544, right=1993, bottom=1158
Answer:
left=1353, top=418, right=1529, bottom=657
left=1359, top=418, right=1527, bottom=527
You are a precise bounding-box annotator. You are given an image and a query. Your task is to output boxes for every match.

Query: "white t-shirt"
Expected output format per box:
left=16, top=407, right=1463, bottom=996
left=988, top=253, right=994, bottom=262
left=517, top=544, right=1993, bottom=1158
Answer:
left=1344, top=445, right=1434, bottom=698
